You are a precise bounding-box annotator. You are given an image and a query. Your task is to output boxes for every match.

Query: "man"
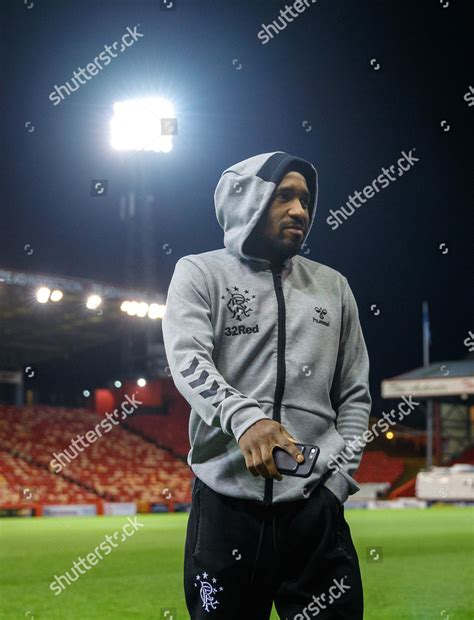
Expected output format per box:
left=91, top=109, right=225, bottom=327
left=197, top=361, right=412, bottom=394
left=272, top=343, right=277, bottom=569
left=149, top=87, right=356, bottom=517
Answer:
left=162, top=151, right=371, bottom=619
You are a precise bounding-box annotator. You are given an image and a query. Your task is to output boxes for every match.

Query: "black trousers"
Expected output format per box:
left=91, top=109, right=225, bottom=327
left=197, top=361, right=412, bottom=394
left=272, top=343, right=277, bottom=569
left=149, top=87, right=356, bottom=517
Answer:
left=184, top=476, right=363, bottom=619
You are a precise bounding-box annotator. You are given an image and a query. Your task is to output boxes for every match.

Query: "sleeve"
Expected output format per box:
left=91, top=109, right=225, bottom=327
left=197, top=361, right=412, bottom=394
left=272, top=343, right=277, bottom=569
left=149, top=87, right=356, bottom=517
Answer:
left=161, top=257, right=270, bottom=443
left=324, top=276, right=372, bottom=504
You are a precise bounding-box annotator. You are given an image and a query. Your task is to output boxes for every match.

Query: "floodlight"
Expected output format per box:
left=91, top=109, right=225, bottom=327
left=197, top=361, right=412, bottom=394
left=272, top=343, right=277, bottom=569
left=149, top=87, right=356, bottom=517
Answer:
left=36, top=287, right=51, bottom=303
left=110, top=97, right=176, bottom=152
left=86, top=295, right=102, bottom=310
left=126, top=301, right=138, bottom=316
left=136, top=302, right=149, bottom=317
left=50, top=290, right=63, bottom=302
left=148, top=303, right=166, bottom=319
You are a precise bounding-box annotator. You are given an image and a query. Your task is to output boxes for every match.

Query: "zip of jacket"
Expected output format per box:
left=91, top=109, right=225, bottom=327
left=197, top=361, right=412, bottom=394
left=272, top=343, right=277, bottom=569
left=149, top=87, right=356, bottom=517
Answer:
left=263, top=267, right=287, bottom=507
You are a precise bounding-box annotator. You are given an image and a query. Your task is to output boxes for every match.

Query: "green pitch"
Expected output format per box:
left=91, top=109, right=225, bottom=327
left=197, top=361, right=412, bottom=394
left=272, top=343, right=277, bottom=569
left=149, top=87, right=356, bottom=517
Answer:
left=1, top=508, right=473, bottom=619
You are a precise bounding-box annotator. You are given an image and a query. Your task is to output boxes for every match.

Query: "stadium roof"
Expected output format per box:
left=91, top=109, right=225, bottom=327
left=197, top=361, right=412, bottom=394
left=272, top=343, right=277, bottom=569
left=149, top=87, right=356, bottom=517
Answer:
left=0, top=267, right=166, bottom=367
left=381, top=359, right=474, bottom=400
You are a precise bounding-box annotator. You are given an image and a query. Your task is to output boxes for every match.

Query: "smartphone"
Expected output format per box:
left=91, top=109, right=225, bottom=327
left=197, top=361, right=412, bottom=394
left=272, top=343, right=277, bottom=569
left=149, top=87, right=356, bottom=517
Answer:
left=273, top=444, right=320, bottom=478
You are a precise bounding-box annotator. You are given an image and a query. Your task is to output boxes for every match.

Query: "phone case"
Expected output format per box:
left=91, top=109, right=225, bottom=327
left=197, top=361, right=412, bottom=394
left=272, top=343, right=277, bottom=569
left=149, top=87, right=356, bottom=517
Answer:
left=273, top=443, right=320, bottom=478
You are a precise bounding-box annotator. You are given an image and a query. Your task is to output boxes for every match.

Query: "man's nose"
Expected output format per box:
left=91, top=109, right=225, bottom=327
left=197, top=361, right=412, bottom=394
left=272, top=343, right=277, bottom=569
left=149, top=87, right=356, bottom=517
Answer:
left=288, top=198, right=309, bottom=221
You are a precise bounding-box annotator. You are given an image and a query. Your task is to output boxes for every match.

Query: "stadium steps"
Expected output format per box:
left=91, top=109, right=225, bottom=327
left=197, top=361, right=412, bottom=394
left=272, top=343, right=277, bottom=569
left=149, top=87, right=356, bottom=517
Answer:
left=119, top=419, right=187, bottom=465
left=388, top=457, right=428, bottom=498
left=0, top=448, right=101, bottom=504
left=389, top=477, right=416, bottom=498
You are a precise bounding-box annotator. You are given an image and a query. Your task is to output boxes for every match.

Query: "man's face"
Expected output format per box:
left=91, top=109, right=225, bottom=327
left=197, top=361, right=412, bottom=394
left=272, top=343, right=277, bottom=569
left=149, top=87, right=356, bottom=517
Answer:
left=245, top=171, right=311, bottom=266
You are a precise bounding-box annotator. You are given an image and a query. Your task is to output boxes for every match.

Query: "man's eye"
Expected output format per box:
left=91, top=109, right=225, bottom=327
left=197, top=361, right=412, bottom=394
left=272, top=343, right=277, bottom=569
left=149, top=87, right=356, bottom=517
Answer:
left=278, top=192, right=309, bottom=206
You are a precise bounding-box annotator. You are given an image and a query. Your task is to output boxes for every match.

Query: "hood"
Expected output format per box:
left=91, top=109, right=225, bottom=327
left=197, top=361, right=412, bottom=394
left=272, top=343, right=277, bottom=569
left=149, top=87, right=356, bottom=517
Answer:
left=214, top=151, right=318, bottom=268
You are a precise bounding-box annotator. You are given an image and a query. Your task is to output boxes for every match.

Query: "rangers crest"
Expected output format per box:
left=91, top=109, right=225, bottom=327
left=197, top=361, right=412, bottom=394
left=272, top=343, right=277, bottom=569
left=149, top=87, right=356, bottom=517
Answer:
left=222, top=286, right=255, bottom=321
left=194, top=572, right=224, bottom=612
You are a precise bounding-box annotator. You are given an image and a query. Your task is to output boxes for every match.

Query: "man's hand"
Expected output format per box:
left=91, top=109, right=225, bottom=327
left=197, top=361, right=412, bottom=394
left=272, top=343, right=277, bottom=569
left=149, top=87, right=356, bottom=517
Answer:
left=238, top=419, right=304, bottom=481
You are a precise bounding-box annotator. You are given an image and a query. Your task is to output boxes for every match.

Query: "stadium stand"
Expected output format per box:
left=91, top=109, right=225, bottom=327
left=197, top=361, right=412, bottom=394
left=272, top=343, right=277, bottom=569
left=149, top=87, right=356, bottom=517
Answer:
left=0, top=451, right=98, bottom=505
left=6, top=402, right=461, bottom=506
left=121, top=378, right=191, bottom=457
left=354, top=450, right=404, bottom=485
left=0, top=404, right=192, bottom=506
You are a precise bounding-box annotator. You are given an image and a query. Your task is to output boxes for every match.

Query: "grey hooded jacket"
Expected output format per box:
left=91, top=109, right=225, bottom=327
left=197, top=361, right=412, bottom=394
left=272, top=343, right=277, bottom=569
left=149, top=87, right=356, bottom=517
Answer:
left=162, top=151, right=371, bottom=505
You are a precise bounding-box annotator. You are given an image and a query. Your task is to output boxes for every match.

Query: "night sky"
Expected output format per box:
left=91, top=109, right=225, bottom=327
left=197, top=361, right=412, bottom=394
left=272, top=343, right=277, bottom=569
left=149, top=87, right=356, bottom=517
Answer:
left=1, top=0, right=472, bottom=418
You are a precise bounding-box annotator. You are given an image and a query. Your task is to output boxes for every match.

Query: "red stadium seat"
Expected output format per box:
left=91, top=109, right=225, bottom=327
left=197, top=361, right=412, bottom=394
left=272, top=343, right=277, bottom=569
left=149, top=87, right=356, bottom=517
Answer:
left=0, top=404, right=192, bottom=505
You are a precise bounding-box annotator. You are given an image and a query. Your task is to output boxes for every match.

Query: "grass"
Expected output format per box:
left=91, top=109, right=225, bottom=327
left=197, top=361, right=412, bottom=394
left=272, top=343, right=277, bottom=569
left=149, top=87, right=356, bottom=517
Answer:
left=0, top=508, right=473, bottom=619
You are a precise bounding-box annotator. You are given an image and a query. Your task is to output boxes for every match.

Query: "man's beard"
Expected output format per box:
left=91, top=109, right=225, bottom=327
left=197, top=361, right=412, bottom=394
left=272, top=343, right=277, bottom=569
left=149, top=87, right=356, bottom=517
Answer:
left=272, top=230, right=301, bottom=260
left=243, top=228, right=300, bottom=263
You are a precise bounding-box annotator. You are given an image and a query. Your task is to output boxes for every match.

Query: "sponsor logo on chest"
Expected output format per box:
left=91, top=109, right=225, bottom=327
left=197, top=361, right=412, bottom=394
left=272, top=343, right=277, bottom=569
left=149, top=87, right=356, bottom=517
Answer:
left=222, top=285, right=259, bottom=336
